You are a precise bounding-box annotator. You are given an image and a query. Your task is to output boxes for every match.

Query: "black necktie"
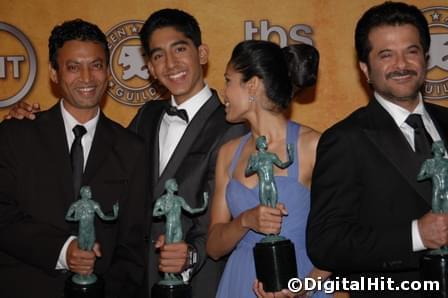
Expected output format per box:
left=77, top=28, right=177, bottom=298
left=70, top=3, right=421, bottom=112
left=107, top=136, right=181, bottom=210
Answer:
left=166, top=105, right=189, bottom=123
left=405, top=114, right=433, bottom=158
left=71, top=125, right=87, bottom=199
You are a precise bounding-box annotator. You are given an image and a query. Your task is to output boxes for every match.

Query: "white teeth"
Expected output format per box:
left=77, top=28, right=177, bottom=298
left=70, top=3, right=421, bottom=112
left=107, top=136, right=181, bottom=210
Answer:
left=169, top=71, right=186, bottom=79
left=79, top=87, right=95, bottom=92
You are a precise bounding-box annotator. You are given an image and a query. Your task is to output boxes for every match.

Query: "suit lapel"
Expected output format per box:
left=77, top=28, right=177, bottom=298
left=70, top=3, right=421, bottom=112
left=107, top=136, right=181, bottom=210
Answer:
left=426, top=103, right=448, bottom=150
left=82, top=113, right=115, bottom=185
left=36, top=103, right=74, bottom=208
left=155, top=93, right=221, bottom=196
left=363, top=99, right=432, bottom=205
left=145, top=101, right=169, bottom=195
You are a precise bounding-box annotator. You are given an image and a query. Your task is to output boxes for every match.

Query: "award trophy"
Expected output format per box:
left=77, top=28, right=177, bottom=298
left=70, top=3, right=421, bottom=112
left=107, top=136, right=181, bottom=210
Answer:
left=246, top=136, right=297, bottom=292
left=64, top=186, right=119, bottom=298
left=418, top=141, right=448, bottom=298
left=151, top=178, right=208, bottom=298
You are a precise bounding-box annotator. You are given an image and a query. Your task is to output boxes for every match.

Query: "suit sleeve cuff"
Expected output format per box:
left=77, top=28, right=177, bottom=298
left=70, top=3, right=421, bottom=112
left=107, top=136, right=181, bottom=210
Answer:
left=412, top=220, right=426, bottom=252
left=56, top=236, right=77, bottom=269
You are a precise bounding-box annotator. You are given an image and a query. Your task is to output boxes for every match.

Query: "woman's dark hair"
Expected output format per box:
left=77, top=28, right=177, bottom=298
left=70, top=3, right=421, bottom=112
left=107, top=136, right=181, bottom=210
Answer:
left=355, top=1, right=430, bottom=64
left=229, top=40, right=319, bottom=110
left=139, top=8, right=202, bottom=57
left=49, top=19, right=109, bottom=70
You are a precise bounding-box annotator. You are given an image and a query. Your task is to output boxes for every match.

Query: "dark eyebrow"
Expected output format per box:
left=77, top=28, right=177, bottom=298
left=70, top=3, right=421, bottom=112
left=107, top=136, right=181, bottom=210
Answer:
left=377, top=49, right=391, bottom=56
left=171, top=40, right=189, bottom=48
left=65, top=57, right=104, bottom=64
left=407, top=44, right=421, bottom=51
left=149, top=40, right=191, bottom=57
left=90, top=58, right=104, bottom=64
left=149, top=48, right=161, bottom=57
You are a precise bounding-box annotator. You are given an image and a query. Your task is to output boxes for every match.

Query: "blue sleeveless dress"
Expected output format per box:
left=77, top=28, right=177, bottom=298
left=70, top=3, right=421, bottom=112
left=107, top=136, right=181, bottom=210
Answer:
left=216, top=121, right=330, bottom=298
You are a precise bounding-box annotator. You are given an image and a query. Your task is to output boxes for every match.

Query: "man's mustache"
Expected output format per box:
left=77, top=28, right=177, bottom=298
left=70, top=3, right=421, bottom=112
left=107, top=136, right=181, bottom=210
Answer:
left=386, top=69, right=417, bottom=79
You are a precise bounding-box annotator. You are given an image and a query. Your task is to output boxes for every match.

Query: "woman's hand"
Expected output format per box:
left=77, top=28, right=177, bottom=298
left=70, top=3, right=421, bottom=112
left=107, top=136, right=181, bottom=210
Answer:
left=253, top=279, right=304, bottom=298
left=241, top=203, right=288, bottom=235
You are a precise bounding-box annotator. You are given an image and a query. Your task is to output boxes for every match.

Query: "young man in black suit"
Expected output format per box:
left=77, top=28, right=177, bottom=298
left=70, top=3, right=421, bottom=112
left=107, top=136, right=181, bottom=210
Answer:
left=0, top=19, right=148, bottom=298
left=307, top=2, right=448, bottom=297
left=6, top=9, right=246, bottom=297
left=130, top=9, right=246, bottom=297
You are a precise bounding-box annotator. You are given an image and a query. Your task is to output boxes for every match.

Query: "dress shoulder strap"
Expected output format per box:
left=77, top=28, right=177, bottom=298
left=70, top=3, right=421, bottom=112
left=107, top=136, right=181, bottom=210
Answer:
left=287, top=121, right=301, bottom=179
left=228, top=133, right=251, bottom=177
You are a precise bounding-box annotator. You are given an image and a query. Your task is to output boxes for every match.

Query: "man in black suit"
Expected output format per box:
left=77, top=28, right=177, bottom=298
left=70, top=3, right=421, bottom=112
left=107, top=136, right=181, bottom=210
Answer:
left=130, top=9, right=246, bottom=297
left=0, top=19, right=147, bottom=298
left=307, top=2, right=448, bottom=297
left=5, top=10, right=246, bottom=297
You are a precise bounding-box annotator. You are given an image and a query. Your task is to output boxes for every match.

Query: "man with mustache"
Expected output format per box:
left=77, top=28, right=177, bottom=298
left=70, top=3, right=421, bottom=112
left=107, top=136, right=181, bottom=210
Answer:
left=307, top=2, right=448, bottom=297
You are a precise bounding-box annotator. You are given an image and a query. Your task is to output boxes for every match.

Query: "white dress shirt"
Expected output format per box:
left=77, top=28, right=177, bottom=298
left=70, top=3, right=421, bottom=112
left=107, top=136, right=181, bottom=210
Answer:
left=375, top=92, right=442, bottom=252
left=158, top=84, right=211, bottom=281
left=56, top=99, right=100, bottom=269
left=158, top=84, right=212, bottom=175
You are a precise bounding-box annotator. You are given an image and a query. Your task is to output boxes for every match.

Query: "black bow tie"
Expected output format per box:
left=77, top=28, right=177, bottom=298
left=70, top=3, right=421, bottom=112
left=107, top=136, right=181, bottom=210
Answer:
left=165, top=105, right=189, bottom=123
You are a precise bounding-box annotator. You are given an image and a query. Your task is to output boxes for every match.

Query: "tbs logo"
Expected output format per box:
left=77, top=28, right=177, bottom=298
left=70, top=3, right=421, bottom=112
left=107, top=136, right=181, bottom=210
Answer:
left=244, top=20, right=314, bottom=47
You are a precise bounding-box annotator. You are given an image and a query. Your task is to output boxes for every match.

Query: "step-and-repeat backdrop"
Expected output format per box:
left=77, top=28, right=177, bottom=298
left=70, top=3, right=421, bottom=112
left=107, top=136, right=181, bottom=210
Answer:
left=1, top=0, right=447, bottom=132
left=1, top=1, right=447, bottom=297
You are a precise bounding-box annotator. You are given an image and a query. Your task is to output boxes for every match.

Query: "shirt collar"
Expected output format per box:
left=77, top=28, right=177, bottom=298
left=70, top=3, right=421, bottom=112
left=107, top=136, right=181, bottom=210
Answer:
left=374, top=92, right=427, bottom=128
left=60, top=99, right=100, bottom=140
left=170, top=84, right=212, bottom=121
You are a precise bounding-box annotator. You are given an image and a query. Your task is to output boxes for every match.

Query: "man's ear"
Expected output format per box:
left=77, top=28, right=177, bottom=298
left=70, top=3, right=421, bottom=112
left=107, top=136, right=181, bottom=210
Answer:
left=198, top=44, right=209, bottom=65
left=147, top=61, right=156, bottom=79
left=359, top=62, right=370, bottom=82
left=49, top=63, right=58, bottom=84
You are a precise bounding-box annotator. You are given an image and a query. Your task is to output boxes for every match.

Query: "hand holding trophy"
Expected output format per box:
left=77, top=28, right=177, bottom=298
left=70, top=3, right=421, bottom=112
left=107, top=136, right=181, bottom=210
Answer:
left=418, top=141, right=448, bottom=297
left=152, top=179, right=208, bottom=298
left=64, top=186, right=119, bottom=298
left=246, top=136, right=298, bottom=292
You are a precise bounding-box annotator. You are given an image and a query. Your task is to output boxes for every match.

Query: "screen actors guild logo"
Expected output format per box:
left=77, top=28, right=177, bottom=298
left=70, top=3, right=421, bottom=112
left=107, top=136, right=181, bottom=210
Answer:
left=0, top=22, right=37, bottom=108
left=422, top=6, right=448, bottom=100
left=106, top=20, right=167, bottom=106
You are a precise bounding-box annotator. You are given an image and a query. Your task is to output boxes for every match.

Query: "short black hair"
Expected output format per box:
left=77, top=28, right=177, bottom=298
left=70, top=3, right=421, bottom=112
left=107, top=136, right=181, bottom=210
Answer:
left=49, top=19, right=109, bottom=70
left=229, top=40, right=319, bottom=110
left=355, top=1, right=430, bottom=64
left=139, top=8, right=202, bottom=57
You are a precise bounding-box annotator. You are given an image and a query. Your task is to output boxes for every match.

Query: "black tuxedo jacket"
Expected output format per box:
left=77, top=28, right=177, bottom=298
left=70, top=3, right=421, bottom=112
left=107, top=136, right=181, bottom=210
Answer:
left=0, top=103, right=148, bottom=298
left=129, top=90, right=247, bottom=298
left=307, top=99, right=448, bottom=297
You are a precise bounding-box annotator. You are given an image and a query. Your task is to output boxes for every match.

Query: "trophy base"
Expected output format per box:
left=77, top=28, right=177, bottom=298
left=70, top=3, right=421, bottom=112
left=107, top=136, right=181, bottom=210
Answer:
left=421, top=253, right=448, bottom=298
left=151, top=283, right=192, bottom=298
left=253, top=239, right=298, bottom=292
left=64, top=275, right=104, bottom=298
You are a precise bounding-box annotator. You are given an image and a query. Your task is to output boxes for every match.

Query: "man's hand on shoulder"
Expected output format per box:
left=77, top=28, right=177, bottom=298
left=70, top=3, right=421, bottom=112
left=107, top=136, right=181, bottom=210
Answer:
left=3, top=101, right=40, bottom=120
